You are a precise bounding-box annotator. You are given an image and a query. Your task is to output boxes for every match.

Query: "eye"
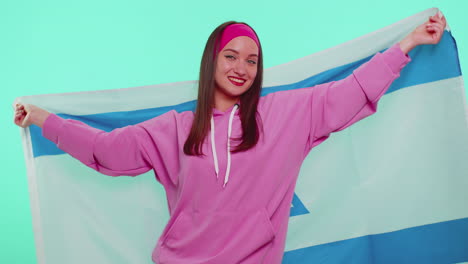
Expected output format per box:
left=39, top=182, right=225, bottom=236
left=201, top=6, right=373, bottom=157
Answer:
left=247, top=60, right=257, bottom=65
left=225, top=55, right=236, bottom=60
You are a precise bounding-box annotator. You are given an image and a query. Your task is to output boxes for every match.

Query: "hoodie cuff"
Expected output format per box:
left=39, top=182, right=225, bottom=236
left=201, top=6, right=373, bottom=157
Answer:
left=42, top=113, right=65, bottom=144
left=381, top=43, right=411, bottom=74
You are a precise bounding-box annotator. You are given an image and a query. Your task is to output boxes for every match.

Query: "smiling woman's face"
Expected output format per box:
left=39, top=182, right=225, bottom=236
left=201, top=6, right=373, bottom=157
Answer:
left=214, top=36, right=258, bottom=109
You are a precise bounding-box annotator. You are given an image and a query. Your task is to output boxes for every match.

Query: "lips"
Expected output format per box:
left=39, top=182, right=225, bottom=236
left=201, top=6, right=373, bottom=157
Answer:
left=228, top=76, right=246, bottom=86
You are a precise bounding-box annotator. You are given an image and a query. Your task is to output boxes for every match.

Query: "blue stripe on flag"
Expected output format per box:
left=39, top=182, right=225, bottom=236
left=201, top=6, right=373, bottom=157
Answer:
left=282, top=217, right=468, bottom=264
left=30, top=30, right=460, bottom=158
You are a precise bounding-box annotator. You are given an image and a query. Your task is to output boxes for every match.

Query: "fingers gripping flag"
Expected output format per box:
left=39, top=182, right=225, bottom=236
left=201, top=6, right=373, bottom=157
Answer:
left=16, top=8, right=468, bottom=264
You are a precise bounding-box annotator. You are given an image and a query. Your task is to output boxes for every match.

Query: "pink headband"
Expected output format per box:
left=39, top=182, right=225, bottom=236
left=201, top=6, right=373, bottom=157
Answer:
left=216, top=23, right=260, bottom=56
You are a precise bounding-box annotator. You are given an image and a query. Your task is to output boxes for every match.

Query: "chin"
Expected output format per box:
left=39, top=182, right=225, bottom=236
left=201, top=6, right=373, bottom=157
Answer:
left=216, top=81, right=253, bottom=99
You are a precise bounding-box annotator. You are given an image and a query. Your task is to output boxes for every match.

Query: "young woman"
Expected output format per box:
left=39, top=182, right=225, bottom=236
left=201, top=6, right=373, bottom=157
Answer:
left=14, top=14, right=446, bottom=264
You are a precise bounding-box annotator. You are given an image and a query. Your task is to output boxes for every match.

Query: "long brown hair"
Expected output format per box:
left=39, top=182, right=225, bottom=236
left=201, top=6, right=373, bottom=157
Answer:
left=183, top=21, right=264, bottom=156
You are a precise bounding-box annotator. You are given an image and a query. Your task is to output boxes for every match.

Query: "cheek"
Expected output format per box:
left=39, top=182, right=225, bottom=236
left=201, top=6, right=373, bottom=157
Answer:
left=215, top=64, right=228, bottom=82
left=249, top=68, right=258, bottom=81
left=215, top=59, right=229, bottom=76
left=217, top=60, right=231, bottom=73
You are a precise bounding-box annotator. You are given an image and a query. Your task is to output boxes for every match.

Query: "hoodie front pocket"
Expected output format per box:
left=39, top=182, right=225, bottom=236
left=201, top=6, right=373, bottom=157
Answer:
left=159, top=207, right=276, bottom=264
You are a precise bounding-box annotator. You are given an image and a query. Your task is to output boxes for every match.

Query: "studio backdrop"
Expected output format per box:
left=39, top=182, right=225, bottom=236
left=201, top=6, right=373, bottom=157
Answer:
left=16, top=8, right=468, bottom=264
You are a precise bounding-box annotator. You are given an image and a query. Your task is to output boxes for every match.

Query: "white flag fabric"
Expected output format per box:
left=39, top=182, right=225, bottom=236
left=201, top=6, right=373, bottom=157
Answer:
left=16, top=7, right=468, bottom=264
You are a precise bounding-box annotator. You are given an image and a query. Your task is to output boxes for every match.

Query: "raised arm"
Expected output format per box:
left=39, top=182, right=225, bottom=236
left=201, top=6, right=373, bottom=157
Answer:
left=43, top=113, right=153, bottom=176
left=308, top=43, right=410, bottom=146
left=14, top=103, right=153, bottom=177
left=308, top=11, right=447, bottom=148
left=14, top=103, right=180, bottom=187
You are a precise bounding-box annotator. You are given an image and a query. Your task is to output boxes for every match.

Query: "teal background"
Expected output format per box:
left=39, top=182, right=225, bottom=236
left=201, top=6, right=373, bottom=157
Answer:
left=2, top=0, right=467, bottom=263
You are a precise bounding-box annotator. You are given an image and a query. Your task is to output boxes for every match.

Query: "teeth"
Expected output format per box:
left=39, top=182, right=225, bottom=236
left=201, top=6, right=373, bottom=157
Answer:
left=229, top=77, right=245, bottom=83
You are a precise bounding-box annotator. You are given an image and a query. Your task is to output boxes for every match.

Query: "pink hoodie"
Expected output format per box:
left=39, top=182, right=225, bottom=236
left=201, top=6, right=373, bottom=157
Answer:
left=42, top=43, right=410, bottom=264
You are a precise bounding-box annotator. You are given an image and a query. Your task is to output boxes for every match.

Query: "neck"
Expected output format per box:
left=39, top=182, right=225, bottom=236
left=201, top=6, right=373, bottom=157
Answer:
left=214, top=91, right=239, bottom=112
left=215, top=101, right=239, bottom=112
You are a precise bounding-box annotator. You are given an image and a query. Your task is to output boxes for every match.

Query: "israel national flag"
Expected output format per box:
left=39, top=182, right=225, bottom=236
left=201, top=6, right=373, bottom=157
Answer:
left=16, top=7, right=468, bottom=264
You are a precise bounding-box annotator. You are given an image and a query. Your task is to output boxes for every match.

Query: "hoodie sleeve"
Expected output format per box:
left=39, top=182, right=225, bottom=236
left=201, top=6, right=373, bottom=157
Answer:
left=42, top=110, right=180, bottom=187
left=305, top=43, right=411, bottom=150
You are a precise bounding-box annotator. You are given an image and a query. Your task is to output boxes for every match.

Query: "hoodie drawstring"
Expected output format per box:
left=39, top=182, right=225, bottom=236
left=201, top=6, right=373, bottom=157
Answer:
left=210, top=104, right=239, bottom=188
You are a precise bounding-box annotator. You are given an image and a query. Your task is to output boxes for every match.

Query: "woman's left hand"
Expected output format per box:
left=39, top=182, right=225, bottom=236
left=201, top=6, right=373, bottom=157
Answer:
left=399, top=11, right=447, bottom=54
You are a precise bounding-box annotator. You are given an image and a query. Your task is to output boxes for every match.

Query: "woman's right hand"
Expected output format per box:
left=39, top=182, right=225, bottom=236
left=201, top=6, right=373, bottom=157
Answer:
left=14, top=103, right=50, bottom=128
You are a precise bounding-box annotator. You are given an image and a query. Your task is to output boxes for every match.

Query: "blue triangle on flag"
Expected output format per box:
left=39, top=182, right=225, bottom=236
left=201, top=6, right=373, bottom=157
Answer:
left=290, top=192, right=310, bottom=217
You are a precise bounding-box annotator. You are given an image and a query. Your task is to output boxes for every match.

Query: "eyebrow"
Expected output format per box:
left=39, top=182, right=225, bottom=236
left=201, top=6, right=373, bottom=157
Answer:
left=223, top=48, right=258, bottom=57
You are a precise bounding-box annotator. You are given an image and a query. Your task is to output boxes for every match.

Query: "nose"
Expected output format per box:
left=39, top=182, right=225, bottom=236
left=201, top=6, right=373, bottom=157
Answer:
left=233, top=60, right=247, bottom=77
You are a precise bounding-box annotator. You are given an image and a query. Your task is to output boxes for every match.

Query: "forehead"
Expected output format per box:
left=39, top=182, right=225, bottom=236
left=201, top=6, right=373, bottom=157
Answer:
left=222, top=36, right=259, bottom=55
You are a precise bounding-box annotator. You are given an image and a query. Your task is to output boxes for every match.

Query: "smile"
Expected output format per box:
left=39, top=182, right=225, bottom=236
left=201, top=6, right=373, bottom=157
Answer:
left=228, top=77, right=246, bottom=86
